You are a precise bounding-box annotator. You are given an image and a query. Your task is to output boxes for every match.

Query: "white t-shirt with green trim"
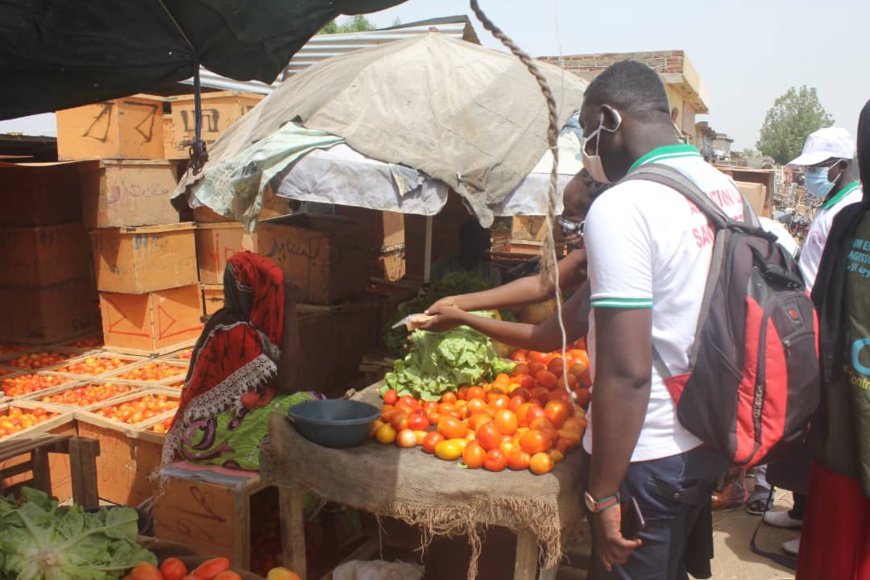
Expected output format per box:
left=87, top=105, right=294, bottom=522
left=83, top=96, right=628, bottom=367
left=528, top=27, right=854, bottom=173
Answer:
left=799, top=181, right=863, bottom=290
left=582, top=144, right=746, bottom=462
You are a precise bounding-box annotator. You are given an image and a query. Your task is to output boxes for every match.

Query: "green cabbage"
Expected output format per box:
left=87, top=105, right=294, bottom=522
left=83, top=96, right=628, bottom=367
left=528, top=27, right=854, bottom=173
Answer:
left=0, top=488, right=156, bottom=580
left=382, top=313, right=515, bottom=401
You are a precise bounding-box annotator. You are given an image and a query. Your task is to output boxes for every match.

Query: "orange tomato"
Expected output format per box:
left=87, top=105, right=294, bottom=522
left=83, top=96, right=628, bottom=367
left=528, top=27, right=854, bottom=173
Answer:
left=462, top=441, right=486, bottom=469
left=544, top=401, right=569, bottom=429
left=190, top=556, right=230, bottom=578
left=525, top=405, right=547, bottom=428
left=468, top=413, right=493, bottom=432
left=519, top=430, right=553, bottom=455
left=507, top=449, right=532, bottom=471
left=483, top=448, right=508, bottom=472
left=441, top=391, right=457, bottom=404
left=529, top=351, right=550, bottom=364
left=130, top=562, right=162, bottom=580
left=414, top=430, right=428, bottom=445
left=530, top=452, right=555, bottom=475
left=437, top=416, right=468, bottom=440
left=476, top=422, right=503, bottom=451
left=422, top=432, right=444, bottom=454
left=508, top=395, right=526, bottom=414
left=488, top=393, right=510, bottom=410
left=557, top=429, right=582, bottom=449
left=492, top=409, right=518, bottom=436
left=375, top=423, right=397, bottom=445
left=466, top=386, right=486, bottom=401
left=549, top=449, right=566, bottom=464
left=434, top=439, right=464, bottom=461
left=467, top=398, right=489, bottom=415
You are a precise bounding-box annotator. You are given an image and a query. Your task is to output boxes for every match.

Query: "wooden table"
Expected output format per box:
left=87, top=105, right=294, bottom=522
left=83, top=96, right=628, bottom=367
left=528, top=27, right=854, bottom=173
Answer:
left=260, top=387, right=585, bottom=580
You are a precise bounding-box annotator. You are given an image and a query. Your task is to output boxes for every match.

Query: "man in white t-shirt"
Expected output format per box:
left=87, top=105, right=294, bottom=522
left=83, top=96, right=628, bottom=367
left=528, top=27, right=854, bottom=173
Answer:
left=577, top=61, right=734, bottom=578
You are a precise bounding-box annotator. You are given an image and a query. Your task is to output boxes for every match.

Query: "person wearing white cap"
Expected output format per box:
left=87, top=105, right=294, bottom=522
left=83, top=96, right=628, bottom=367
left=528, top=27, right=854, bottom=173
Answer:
left=789, top=127, right=862, bottom=290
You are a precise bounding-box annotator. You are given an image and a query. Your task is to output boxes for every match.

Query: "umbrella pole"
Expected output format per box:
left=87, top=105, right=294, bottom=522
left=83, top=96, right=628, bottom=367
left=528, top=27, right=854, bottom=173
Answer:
left=423, top=216, right=434, bottom=285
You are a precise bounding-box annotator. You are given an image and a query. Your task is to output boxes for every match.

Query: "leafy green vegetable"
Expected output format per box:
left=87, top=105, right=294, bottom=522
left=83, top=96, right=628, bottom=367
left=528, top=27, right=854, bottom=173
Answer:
left=382, top=271, right=515, bottom=356
left=0, top=487, right=156, bottom=580
left=382, top=312, right=515, bottom=401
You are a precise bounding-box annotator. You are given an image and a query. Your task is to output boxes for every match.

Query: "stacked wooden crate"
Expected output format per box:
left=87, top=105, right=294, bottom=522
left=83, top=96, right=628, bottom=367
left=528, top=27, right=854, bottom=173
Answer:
left=56, top=94, right=203, bottom=356
left=0, top=163, right=100, bottom=344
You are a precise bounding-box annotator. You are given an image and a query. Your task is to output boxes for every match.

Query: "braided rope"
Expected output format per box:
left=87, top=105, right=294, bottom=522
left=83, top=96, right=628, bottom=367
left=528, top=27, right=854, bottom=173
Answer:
left=469, top=1, right=573, bottom=401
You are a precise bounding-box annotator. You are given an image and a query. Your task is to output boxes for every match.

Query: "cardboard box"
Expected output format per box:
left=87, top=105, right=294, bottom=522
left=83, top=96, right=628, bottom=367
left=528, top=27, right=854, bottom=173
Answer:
left=165, top=91, right=264, bottom=159
left=91, top=223, right=197, bottom=294
left=195, top=223, right=258, bottom=284
left=79, top=160, right=181, bottom=229
left=0, top=277, right=100, bottom=345
left=735, top=181, right=767, bottom=218
left=99, top=284, right=204, bottom=356
left=0, top=224, right=91, bottom=286
left=258, top=215, right=368, bottom=305
left=510, top=216, right=549, bottom=242
left=56, top=94, right=165, bottom=160
left=0, top=162, right=84, bottom=227
left=202, top=284, right=224, bottom=316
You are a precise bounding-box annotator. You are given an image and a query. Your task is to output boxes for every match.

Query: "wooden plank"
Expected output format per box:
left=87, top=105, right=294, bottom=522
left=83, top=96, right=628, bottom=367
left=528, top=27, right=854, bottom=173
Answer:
left=514, top=529, right=539, bottom=580
left=69, top=437, right=100, bottom=509
left=279, top=484, right=308, bottom=580
left=30, top=448, right=51, bottom=494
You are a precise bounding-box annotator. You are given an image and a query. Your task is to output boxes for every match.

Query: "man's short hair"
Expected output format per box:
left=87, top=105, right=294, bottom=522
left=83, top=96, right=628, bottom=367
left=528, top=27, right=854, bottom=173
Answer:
left=859, top=99, right=870, bottom=187
left=583, top=60, right=670, bottom=121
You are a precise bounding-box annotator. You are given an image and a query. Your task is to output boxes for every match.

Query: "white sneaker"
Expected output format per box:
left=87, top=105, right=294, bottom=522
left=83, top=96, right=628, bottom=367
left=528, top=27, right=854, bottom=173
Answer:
left=782, top=536, right=800, bottom=556
left=763, top=510, right=803, bottom=529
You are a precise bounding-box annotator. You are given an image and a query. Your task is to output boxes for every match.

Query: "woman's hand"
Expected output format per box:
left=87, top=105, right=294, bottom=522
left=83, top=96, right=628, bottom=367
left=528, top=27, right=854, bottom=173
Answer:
left=417, top=305, right=468, bottom=333
left=426, top=295, right=461, bottom=314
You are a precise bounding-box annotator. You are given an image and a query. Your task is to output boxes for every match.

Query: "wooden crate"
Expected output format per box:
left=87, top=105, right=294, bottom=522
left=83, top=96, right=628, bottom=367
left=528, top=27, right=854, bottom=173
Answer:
left=511, top=216, right=549, bottom=242
left=56, top=94, right=165, bottom=160
left=0, top=277, right=100, bottom=345
left=21, top=380, right=146, bottom=411
left=258, top=215, right=368, bottom=305
left=79, top=160, right=182, bottom=229
left=48, top=353, right=143, bottom=381
left=202, top=284, right=224, bottom=316
left=99, top=284, right=204, bottom=356
left=0, top=223, right=91, bottom=286
left=153, top=466, right=273, bottom=570
left=165, top=91, right=264, bottom=159
left=193, top=205, right=236, bottom=223
left=91, top=223, right=197, bottom=294
left=195, top=223, right=258, bottom=284
left=0, top=162, right=84, bottom=227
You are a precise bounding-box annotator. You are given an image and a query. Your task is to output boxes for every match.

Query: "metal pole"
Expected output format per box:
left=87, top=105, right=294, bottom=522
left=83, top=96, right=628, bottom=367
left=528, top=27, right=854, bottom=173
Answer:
left=423, top=215, right=434, bottom=284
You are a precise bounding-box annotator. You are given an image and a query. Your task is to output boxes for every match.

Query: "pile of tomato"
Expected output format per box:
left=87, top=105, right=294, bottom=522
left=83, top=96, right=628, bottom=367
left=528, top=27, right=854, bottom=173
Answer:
left=65, top=336, right=104, bottom=349
left=0, top=367, right=14, bottom=377
left=371, top=345, right=592, bottom=476
left=0, top=344, right=26, bottom=358
left=151, top=415, right=175, bottom=434
left=174, top=348, right=193, bottom=361
left=6, top=351, right=73, bottom=370
left=38, top=383, right=134, bottom=407
left=0, top=407, right=54, bottom=438
left=55, top=356, right=131, bottom=376
left=1, top=374, right=70, bottom=397
left=115, top=362, right=187, bottom=382
left=95, top=394, right=179, bottom=424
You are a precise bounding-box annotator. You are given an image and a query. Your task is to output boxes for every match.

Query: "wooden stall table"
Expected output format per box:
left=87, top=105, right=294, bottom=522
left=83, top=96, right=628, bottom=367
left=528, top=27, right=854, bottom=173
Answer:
left=261, top=385, right=586, bottom=580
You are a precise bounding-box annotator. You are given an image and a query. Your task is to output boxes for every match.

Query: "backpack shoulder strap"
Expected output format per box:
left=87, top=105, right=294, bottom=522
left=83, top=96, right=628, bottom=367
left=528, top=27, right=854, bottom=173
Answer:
left=623, top=163, right=732, bottom=230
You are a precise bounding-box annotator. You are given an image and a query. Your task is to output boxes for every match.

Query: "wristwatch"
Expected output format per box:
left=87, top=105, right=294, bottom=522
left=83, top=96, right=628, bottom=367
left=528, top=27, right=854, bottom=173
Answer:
left=584, top=491, right=620, bottom=513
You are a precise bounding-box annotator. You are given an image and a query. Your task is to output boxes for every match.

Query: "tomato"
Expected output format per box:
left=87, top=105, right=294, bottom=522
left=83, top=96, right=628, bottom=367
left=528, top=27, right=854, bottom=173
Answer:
left=547, top=357, right=565, bottom=378
left=527, top=361, right=546, bottom=376
left=462, top=441, right=486, bottom=469
left=422, top=432, right=444, bottom=454
left=483, top=449, right=508, bottom=472
left=557, top=430, right=582, bottom=449
left=573, top=388, right=592, bottom=408
left=530, top=387, right=551, bottom=406
left=548, top=389, right=574, bottom=406
left=476, top=422, right=503, bottom=451
left=525, top=405, right=546, bottom=428
left=441, top=391, right=457, bottom=404
left=160, top=558, right=188, bottom=580
left=511, top=363, right=530, bottom=377
left=466, top=398, right=489, bottom=415
left=535, top=370, right=559, bottom=390
left=395, top=402, right=417, bottom=415
left=414, top=430, right=428, bottom=445
left=434, top=439, right=464, bottom=461
left=240, top=391, right=261, bottom=410
left=549, top=449, right=565, bottom=464
left=398, top=395, right=419, bottom=410
left=468, top=413, right=493, bottom=432
left=396, top=429, right=418, bottom=448
left=130, top=562, right=162, bottom=580
left=466, top=386, right=486, bottom=401
left=544, top=401, right=569, bottom=429
left=437, top=416, right=468, bottom=440
left=492, top=409, right=518, bottom=436
left=390, top=411, right=409, bottom=432
left=499, top=438, right=518, bottom=455
left=530, top=452, right=554, bottom=475
left=487, top=394, right=510, bottom=411
left=561, top=418, right=584, bottom=435
left=507, top=449, right=532, bottom=471
left=556, top=373, right=579, bottom=391
left=529, top=351, right=550, bottom=364
left=407, top=411, right=430, bottom=431
left=519, top=375, right=537, bottom=391
left=375, top=423, right=397, bottom=444
left=368, top=419, right=384, bottom=438
left=519, top=430, right=553, bottom=455
left=508, top=395, right=526, bottom=414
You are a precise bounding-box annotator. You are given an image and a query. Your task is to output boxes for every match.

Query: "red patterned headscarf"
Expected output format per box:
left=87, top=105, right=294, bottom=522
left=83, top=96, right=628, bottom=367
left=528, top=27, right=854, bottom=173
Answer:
left=163, top=252, right=285, bottom=464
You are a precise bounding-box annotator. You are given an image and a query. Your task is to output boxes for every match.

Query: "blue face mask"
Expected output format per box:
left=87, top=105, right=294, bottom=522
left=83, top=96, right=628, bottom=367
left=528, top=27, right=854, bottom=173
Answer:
left=805, top=166, right=838, bottom=200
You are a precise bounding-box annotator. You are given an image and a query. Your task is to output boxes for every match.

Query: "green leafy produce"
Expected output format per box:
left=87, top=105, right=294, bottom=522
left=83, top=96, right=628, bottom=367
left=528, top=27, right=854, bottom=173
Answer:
left=0, top=487, right=156, bottom=580
left=383, top=312, right=515, bottom=401
left=382, top=271, right=515, bottom=356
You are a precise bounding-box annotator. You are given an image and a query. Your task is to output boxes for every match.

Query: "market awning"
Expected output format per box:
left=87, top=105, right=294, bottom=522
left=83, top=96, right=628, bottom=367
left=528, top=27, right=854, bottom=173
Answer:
left=0, top=0, right=407, bottom=120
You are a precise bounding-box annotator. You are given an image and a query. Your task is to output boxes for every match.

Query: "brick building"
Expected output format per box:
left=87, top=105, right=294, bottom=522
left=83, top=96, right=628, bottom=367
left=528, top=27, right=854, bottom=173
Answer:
left=538, top=50, right=710, bottom=144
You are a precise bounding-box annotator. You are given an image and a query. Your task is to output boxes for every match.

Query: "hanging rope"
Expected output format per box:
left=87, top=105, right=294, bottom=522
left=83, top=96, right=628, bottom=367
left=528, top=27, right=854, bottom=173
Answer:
left=469, top=0, right=573, bottom=401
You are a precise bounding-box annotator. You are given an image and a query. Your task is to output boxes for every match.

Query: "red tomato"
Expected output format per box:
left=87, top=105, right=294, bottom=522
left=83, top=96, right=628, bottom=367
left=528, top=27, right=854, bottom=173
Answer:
left=527, top=361, right=546, bottom=376
left=519, top=430, right=553, bottom=454
left=390, top=411, right=409, bottom=432
left=547, top=357, right=565, bottom=377
left=535, top=370, right=559, bottom=390
left=483, top=449, right=508, bottom=472
left=511, top=363, right=530, bottom=377
left=441, top=391, right=458, bottom=404
left=476, top=422, right=503, bottom=451
left=398, top=395, right=419, bottom=409
left=530, top=387, right=551, bottom=406
left=544, top=401, right=569, bottom=430
left=407, top=412, right=430, bottom=432
left=508, top=395, right=526, bottom=413
left=422, top=432, right=445, bottom=454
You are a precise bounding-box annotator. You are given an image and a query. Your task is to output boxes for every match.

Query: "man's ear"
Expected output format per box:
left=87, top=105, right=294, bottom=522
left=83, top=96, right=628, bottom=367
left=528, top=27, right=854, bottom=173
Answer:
left=670, top=107, right=680, bottom=124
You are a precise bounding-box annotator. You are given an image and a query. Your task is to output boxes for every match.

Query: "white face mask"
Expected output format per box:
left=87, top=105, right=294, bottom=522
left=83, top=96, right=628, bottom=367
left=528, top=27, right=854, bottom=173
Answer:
left=581, top=108, right=622, bottom=184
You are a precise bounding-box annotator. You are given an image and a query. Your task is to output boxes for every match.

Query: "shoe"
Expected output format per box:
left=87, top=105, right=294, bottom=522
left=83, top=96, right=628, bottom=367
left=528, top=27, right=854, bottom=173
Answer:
left=782, top=536, right=800, bottom=556
left=763, top=510, right=803, bottom=529
left=745, top=486, right=774, bottom=515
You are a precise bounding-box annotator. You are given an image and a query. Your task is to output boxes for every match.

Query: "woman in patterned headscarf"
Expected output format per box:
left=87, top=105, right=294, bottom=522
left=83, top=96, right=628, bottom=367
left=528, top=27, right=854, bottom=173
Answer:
left=162, top=251, right=321, bottom=470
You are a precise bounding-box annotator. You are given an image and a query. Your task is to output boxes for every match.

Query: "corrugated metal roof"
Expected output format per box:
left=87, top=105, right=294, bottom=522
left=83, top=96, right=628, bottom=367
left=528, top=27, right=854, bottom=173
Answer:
left=183, top=15, right=479, bottom=95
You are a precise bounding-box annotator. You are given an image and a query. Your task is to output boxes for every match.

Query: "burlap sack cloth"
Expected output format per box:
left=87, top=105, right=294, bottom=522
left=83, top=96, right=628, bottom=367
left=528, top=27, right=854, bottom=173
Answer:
left=260, top=386, right=586, bottom=579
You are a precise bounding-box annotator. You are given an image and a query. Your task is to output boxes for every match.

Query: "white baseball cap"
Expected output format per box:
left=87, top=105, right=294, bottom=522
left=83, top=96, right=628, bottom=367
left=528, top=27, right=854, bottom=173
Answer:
left=787, top=127, right=855, bottom=168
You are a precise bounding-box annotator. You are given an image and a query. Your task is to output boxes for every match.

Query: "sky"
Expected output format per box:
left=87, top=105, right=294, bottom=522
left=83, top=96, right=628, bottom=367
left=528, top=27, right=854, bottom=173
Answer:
left=2, top=0, right=867, bottom=150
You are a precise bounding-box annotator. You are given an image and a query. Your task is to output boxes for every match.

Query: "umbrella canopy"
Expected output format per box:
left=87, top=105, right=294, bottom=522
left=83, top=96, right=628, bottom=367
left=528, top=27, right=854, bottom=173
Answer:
left=0, top=0, right=406, bottom=120
left=177, top=32, right=587, bottom=226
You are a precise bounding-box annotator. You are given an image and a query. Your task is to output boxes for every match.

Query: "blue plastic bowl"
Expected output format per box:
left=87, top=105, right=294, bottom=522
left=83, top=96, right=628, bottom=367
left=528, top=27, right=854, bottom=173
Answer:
left=287, top=399, right=381, bottom=448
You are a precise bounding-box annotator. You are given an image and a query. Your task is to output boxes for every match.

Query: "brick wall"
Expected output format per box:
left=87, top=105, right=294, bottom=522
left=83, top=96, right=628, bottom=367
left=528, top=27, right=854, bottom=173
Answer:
left=539, top=50, right=685, bottom=78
